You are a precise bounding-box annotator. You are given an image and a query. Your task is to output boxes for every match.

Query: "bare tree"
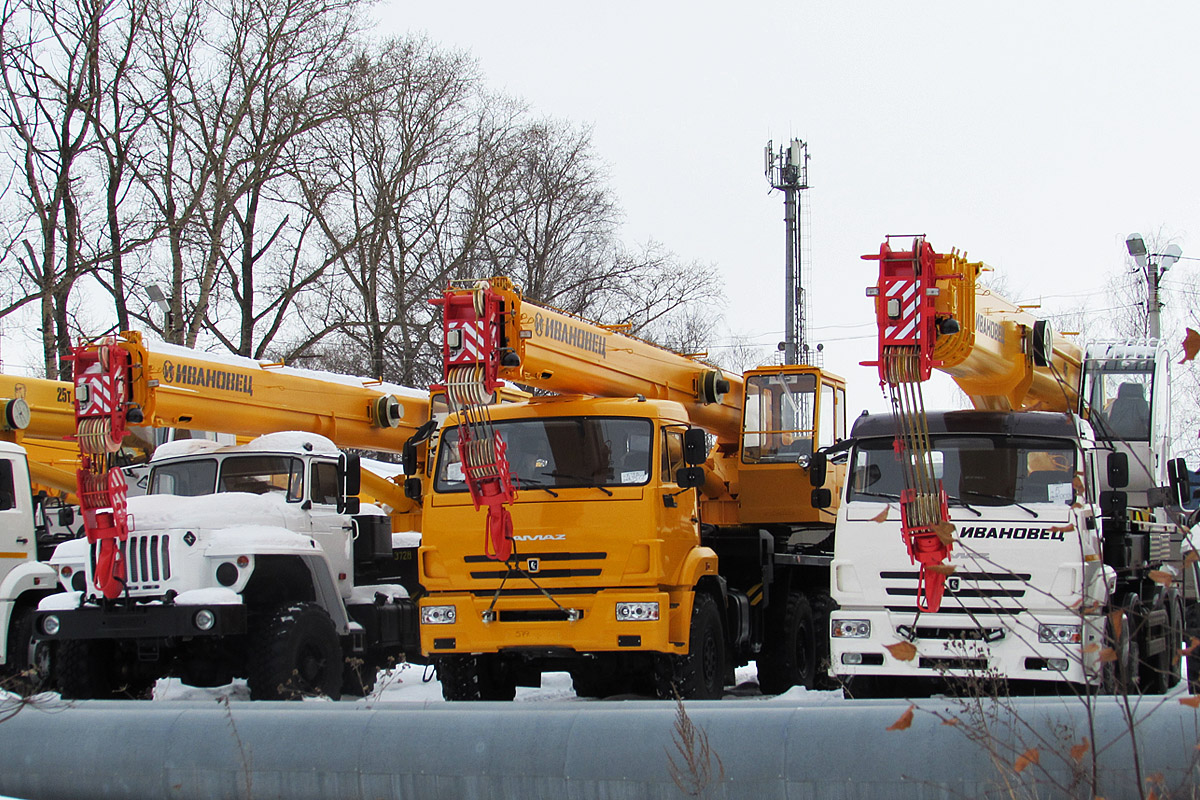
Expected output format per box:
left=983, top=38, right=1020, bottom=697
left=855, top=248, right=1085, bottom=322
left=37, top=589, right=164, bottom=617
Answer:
left=0, top=0, right=108, bottom=378
left=476, top=118, right=620, bottom=313
left=296, top=37, right=507, bottom=384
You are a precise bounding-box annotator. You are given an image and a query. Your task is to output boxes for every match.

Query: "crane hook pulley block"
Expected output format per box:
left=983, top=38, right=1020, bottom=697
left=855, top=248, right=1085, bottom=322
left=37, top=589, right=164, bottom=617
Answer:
left=432, top=281, right=518, bottom=561
left=431, top=281, right=507, bottom=398
left=898, top=486, right=953, bottom=612
left=863, top=237, right=940, bottom=383
left=70, top=338, right=134, bottom=600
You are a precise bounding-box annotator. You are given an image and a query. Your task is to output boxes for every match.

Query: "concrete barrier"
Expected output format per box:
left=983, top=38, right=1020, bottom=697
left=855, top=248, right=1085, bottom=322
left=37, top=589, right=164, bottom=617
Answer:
left=0, top=693, right=1197, bottom=799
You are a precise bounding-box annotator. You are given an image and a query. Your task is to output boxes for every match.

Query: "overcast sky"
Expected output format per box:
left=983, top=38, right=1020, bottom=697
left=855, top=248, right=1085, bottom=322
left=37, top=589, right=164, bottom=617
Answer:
left=379, top=0, right=1200, bottom=413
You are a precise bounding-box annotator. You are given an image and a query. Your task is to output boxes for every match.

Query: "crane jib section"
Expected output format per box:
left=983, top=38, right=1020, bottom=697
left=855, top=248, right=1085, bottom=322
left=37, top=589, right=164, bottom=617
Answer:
left=71, top=338, right=135, bottom=600
left=431, top=282, right=517, bottom=562
left=865, top=238, right=955, bottom=613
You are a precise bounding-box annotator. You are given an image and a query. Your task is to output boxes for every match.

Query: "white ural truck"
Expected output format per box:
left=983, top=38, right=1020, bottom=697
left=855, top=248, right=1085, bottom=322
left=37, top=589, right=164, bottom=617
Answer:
left=36, top=432, right=421, bottom=699
left=0, top=437, right=64, bottom=688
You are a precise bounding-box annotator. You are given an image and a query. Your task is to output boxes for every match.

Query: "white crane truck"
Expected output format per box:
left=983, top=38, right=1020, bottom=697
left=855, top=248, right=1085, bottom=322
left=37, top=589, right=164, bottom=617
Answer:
left=828, top=237, right=1194, bottom=695
left=32, top=333, right=431, bottom=699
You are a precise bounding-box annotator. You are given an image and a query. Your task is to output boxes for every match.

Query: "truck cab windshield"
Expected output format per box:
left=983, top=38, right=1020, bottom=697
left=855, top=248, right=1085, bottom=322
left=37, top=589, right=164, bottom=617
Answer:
left=150, top=455, right=305, bottom=502
left=435, top=417, right=653, bottom=493
left=849, top=435, right=1077, bottom=507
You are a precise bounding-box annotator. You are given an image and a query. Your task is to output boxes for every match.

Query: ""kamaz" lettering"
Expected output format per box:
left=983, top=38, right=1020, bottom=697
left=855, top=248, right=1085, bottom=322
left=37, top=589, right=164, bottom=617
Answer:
left=513, top=534, right=566, bottom=541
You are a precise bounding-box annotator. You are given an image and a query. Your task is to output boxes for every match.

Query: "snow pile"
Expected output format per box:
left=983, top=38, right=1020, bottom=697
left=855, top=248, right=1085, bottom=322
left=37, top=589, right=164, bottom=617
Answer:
left=391, top=531, right=421, bottom=549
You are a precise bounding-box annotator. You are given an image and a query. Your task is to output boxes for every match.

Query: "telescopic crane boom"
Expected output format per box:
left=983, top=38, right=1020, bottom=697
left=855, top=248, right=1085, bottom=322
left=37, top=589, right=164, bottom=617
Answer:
left=863, top=236, right=1083, bottom=611
left=431, top=277, right=739, bottom=561
left=69, top=331, right=431, bottom=599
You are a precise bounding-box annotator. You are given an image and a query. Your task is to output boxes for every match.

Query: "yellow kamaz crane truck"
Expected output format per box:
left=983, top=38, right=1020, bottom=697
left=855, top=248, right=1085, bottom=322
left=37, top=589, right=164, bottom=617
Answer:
left=416, top=278, right=848, bottom=699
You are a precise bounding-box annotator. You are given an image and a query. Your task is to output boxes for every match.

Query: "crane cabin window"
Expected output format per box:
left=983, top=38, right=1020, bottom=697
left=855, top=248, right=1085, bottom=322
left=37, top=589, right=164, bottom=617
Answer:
left=435, top=417, right=654, bottom=493
left=1084, top=361, right=1155, bottom=443
left=849, top=435, right=1077, bottom=507
left=149, top=458, right=218, bottom=497
left=742, top=372, right=816, bottom=463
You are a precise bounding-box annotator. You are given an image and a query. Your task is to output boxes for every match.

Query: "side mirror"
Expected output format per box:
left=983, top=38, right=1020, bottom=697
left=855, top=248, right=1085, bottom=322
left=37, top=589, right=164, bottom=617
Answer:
left=404, top=476, right=422, bottom=502
left=1169, top=458, right=1191, bottom=506
left=402, top=439, right=418, bottom=476
left=342, top=496, right=361, bottom=516
left=811, top=488, right=832, bottom=509
left=1107, top=451, right=1129, bottom=489
left=683, top=428, right=707, bottom=466
left=675, top=466, right=705, bottom=489
left=809, top=451, right=828, bottom=487
left=58, top=507, right=75, bottom=526
left=1099, top=490, right=1126, bottom=518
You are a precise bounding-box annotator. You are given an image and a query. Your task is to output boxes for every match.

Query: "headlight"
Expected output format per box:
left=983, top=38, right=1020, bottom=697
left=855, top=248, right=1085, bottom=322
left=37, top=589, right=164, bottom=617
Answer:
left=421, top=605, right=457, bottom=625
left=615, top=602, right=659, bottom=621
left=831, top=619, right=871, bottom=638
left=1038, top=624, right=1081, bottom=644
left=194, top=609, right=216, bottom=631
left=41, top=615, right=60, bottom=636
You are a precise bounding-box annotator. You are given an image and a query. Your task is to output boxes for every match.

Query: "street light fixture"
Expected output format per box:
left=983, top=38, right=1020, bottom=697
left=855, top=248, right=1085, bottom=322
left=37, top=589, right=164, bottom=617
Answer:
left=1126, top=233, right=1183, bottom=340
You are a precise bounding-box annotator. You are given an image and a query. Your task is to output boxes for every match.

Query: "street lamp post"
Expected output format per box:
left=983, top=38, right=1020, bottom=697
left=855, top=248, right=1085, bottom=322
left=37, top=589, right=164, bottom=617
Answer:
left=1125, top=233, right=1183, bottom=341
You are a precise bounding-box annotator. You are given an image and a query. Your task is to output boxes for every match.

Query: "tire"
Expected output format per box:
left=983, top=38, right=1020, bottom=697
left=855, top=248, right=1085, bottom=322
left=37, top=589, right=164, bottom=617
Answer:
left=1102, top=607, right=1139, bottom=695
left=247, top=603, right=343, bottom=700
left=341, top=654, right=378, bottom=698
left=1131, top=596, right=1169, bottom=694
left=655, top=592, right=725, bottom=700
left=757, top=592, right=817, bottom=695
left=56, top=638, right=139, bottom=700
left=1166, top=596, right=1185, bottom=690
left=436, top=654, right=516, bottom=701
left=5, top=604, right=53, bottom=694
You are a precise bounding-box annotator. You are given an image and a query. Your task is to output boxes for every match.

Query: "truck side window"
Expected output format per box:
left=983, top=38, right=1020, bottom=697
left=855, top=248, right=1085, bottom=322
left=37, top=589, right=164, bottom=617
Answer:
left=662, top=430, right=685, bottom=484
left=310, top=461, right=339, bottom=506
left=0, top=459, right=14, bottom=510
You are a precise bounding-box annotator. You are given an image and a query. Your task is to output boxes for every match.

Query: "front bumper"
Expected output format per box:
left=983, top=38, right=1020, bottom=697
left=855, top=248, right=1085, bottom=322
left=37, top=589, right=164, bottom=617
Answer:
left=420, top=590, right=683, bottom=656
left=828, top=609, right=1103, bottom=685
left=35, top=602, right=247, bottom=642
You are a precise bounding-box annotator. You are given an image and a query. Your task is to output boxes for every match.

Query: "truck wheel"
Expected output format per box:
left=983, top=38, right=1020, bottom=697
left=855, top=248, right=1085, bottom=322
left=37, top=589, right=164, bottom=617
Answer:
left=247, top=603, right=343, bottom=700
left=341, top=655, right=378, bottom=698
left=5, top=605, right=52, bottom=694
left=57, top=640, right=118, bottom=699
left=1166, top=596, right=1185, bottom=690
left=1130, top=595, right=1169, bottom=694
left=756, top=592, right=816, bottom=695
left=655, top=592, right=725, bottom=700
left=1102, top=607, right=1138, bottom=695
left=436, top=655, right=516, bottom=701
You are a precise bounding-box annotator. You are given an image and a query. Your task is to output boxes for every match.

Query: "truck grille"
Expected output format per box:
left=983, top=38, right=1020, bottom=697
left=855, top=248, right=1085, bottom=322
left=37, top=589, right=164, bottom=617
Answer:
left=879, top=570, right=1030, bottom=615
left=90, top=535, right=173, bottom=590
left=462, top=551, right=608, bottom=590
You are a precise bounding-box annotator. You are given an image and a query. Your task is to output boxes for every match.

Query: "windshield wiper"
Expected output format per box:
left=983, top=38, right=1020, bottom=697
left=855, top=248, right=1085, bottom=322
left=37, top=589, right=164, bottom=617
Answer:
left=852, top=490, right=900, bottom=502
left=542, top=472, right=614, bottom=496
left=520, top=479, right=559, bottom=498
left=961, top=490, right=1039, bottom=518
left=945, top=495, right=982, bottom=517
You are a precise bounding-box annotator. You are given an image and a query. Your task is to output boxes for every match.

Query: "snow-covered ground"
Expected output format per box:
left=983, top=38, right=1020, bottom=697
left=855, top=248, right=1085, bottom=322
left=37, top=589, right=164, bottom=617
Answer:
left=140, top=663, right=846, bottom=705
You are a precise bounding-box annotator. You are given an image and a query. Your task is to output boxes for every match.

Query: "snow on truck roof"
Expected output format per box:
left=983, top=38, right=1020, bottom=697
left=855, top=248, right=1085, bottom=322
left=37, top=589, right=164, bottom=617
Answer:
left=150, top=431, right=341, bottom=462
